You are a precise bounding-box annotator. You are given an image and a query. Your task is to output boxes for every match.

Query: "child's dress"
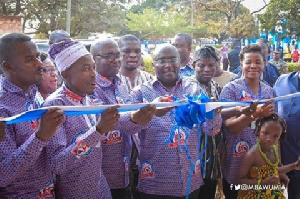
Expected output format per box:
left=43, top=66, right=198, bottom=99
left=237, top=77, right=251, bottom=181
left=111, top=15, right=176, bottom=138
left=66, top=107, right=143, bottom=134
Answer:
left=237, top=164, right=285, bottom=199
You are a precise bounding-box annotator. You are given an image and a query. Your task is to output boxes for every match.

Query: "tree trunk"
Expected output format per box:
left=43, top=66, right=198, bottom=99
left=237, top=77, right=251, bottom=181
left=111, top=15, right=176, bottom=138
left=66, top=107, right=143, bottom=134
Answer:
left=1, top=2, right=7, bottom=15
left=14, top=0, right=21, bottom=15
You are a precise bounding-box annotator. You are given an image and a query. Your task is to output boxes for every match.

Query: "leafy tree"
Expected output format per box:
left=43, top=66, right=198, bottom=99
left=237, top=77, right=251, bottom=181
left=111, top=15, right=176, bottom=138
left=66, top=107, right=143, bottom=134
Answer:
left=126, top=8, right=188, bottom=40
left=184, top=0, right=260, bottom=42
left=259, top=0, right=300, bottom=38
left=1, top=0, right=128, bottom=38
left=130, top=0, right=181, bottom=13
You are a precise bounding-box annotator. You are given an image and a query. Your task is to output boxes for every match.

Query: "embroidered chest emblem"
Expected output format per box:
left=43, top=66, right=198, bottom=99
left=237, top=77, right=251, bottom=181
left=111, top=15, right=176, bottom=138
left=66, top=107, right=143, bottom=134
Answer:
left=240, top=90, right=252, bottom=101
left=26, top=101, right=38, bottom=130
left=168, top=129, right=186, bottom=148
left=102, top=130, right=123, bottom=145
left=39, top=179, right=55, bottom=199
left=71, top=130, right=92, bottom=158
left=233, top=139, right=251, bottom=157
left=140, top=161, right=155, bottom=179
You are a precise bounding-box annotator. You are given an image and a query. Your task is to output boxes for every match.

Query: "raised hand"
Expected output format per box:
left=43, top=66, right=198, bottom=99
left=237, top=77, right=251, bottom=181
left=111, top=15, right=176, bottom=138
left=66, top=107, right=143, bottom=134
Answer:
left=240, top=100, right=259, bottom=116
left=36, top=108, right=65, bottom=141
left=252, top=99, right=275, bottom=118
left=96, top=106, right=120, bottom=135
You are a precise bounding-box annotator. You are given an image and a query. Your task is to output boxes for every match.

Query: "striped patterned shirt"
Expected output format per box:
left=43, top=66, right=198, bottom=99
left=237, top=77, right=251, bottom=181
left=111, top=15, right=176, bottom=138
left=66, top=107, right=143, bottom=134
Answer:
left=118, top=70, right=154, bottom=92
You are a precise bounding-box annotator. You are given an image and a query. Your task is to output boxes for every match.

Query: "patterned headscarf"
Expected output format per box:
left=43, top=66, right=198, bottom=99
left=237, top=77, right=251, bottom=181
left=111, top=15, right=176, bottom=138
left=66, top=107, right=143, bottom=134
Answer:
left=48, top=40, right=90, bottom=72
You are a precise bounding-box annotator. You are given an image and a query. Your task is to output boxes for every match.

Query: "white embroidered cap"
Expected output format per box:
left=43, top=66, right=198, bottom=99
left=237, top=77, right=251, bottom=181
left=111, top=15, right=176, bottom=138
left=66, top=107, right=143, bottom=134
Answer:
left=48, top=40, right=90, bottom=72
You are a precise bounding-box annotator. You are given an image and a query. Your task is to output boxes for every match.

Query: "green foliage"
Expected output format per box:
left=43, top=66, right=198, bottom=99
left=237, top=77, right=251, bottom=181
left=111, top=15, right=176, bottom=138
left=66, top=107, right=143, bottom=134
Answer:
left=33, top=33, right=48, bottom=39
left=126, top=8, right=188, bottom=40
left=130, top=0, right=181, bottom=13
left=213, top=44, right=223, bottom=49
left=259, top=0, right=300, bottom=38
left=143, top=54, right=155, bottom=75
left=191, top=0, right=260, bottom=43
left=1, top=0, right=127, bottom=37
left=287, top=62, right=300, bottom=72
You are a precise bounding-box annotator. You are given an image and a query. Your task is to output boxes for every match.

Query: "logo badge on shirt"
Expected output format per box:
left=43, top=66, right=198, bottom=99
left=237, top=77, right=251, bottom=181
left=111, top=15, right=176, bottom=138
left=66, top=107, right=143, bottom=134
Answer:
left=102, top=130, right=123, bottom=145
left=26, top=101, right=38, bottom=130
left=233, top=139, right=251, bottom=157
left=71, top=130, right=92, bottom=158
left=240, top=90, right=252, bottom=101
left=140, top=161, right=155, bottom=179
left=39, top=179, right=55, bottom=199
left=193, top=159, right=201, bottom=178
left=168, top=129, right=186, bottom=148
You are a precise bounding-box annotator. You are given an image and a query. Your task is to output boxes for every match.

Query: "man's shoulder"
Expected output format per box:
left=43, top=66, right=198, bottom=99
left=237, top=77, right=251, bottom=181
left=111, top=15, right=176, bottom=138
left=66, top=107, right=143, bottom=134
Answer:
left=140, top=70, right=154, bottom=79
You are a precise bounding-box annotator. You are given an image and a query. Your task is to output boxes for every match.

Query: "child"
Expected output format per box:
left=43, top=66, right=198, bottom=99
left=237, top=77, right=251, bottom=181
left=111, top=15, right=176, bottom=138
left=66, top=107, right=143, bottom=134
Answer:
left=237, top=114, right=300, bottom=198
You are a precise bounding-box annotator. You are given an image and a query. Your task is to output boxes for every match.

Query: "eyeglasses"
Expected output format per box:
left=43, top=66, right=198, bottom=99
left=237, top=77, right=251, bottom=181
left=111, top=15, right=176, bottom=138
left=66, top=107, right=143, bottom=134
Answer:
left=94, top=53, right=121, bottom=60
left=42, top=67, right=57, bottom=74
left=155, top=58, right=180, bottom=65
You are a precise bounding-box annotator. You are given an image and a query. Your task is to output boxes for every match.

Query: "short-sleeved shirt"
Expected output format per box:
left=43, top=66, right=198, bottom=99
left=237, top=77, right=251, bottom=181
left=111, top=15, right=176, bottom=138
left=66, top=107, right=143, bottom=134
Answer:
left=130, top=77, right=222, bottom=196
left=0, top=77, right=55, bottom=198
left=220, top=78, right=276, bottom=184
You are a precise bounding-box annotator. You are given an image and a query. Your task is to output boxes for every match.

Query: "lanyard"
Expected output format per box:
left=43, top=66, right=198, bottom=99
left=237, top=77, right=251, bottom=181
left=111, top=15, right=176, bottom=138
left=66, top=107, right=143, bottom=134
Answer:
left=243, top=79, right=262, bottom=100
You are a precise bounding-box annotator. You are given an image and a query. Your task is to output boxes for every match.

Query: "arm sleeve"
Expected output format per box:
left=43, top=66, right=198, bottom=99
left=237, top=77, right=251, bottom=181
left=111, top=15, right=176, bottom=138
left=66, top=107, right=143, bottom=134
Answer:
left=46, top=122, right=105, bottom=175
left=0, top=108, right=48, bottom=187
left=43, top=100, right=106, bottom=175
left=201, top=113, right=222, bottom=136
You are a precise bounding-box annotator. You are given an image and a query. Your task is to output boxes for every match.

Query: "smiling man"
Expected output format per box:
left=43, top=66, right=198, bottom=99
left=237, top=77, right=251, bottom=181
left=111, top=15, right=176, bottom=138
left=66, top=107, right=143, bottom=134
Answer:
left=130, top=44, right=222, bottom=199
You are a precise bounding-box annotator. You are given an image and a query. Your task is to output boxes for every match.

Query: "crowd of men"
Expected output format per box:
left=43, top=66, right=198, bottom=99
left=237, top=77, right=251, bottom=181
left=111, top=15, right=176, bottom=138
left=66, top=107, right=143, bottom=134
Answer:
left=0, top=31, right=299, bottom=199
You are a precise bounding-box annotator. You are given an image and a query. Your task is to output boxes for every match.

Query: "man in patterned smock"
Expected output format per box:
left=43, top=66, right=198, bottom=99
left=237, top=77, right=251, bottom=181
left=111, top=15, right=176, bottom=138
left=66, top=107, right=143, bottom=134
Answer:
left=44, top=40, right=122, bottom=198
left=130, top=44, right=222, bottom=199
left=91, top=38, right=155, bottom=199
left=0, top=33, right=64, bottom=198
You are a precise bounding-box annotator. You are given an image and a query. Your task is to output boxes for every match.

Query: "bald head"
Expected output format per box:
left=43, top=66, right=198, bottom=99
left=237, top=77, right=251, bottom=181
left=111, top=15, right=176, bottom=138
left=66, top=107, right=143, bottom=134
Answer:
left=91, top=38, right=120, bottom=80
left=90, top=38, right=118, bottom=56
left=153, top=44, right=179, bottom=61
